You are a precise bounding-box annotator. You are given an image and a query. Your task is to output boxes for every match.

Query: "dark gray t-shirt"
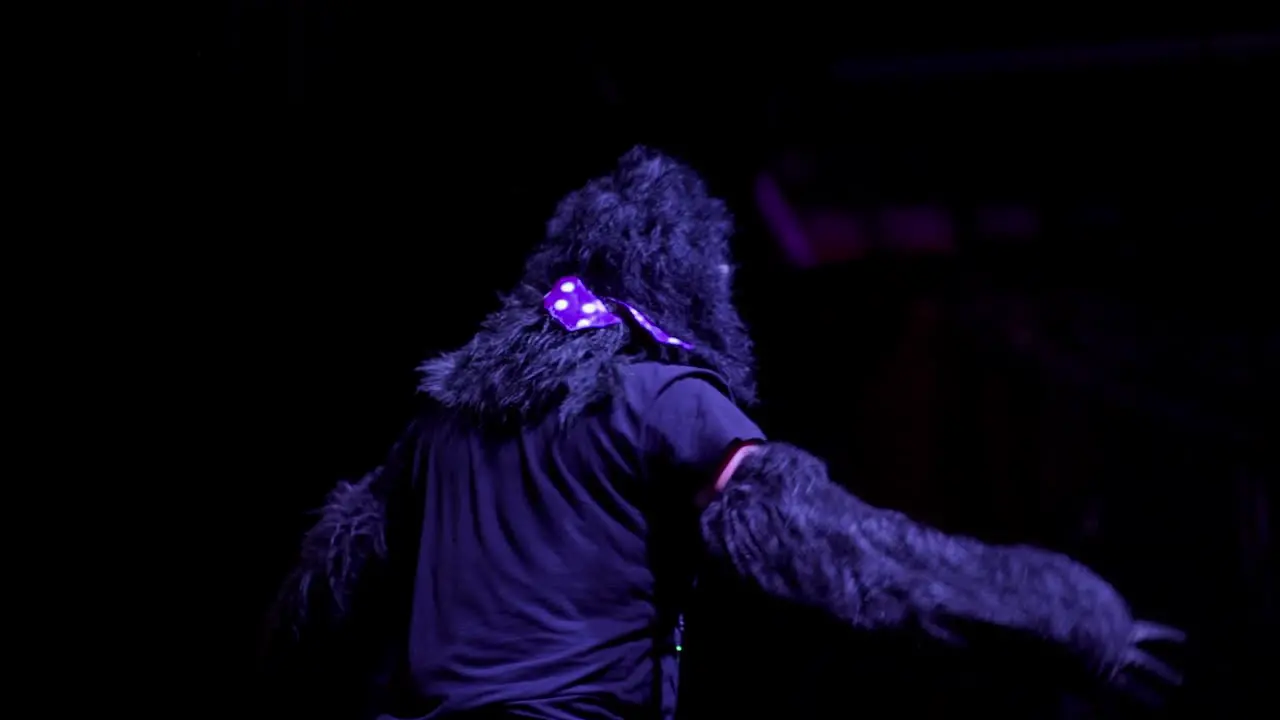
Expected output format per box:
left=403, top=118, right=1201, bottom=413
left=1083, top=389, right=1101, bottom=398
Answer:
left=385, top=362, right=764, bottom=720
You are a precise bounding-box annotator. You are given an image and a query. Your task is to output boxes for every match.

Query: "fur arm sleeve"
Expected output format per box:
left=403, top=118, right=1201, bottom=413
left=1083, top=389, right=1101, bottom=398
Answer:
left=699, top=442, right=1136, bottom=674
left=268, top=419, right=425, bottom=640
left=272, top=466, right=391, bottom=634
left=259, top=467, right=395, bottom=713
left=260, top=421, right=426, bottom=715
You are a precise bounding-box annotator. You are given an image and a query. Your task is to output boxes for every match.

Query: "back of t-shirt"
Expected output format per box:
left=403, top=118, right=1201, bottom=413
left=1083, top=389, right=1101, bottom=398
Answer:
left=388, top=362, right=764, bottom=720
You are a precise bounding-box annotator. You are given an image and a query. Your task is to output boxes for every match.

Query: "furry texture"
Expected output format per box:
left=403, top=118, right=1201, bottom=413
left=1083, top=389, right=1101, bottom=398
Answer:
left=264, top=425, right=428, bottom=717
left=273, top=467, right=390, bottom=633
left=270, top=418, right=424, bottom=642
left=700, top=442, right=1138, bottom=676
left=262, top=463, right=407, bottom=719
left=420, top=146, right=756, bottom=426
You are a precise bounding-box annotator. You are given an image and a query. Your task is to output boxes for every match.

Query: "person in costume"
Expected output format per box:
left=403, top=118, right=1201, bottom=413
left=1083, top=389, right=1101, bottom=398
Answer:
left=266, top=146, right=1182, bottom=720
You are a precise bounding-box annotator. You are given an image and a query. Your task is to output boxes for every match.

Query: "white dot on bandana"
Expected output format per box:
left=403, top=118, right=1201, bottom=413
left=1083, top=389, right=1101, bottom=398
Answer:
left=574, top=318, right=591, bottom=329
left=581, top=302, right=596, bottom=313
left=561, top=281, right=576, bottom=293
left=667, top=336, right=683, bottom=345
left=553, top=299, right=569, bottom=311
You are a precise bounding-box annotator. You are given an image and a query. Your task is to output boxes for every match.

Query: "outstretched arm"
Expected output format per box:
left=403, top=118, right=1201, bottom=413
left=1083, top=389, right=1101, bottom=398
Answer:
left=699, top=442, right=1182, bottom=688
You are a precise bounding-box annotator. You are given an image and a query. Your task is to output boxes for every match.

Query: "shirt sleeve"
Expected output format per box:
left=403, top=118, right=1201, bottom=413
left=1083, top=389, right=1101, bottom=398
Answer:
left=641, top=370, right=766, bottom=486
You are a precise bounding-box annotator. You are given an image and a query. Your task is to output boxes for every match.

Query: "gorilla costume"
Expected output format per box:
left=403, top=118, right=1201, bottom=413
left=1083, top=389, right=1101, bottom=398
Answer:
left=266, top=147, right=1181, bottom=720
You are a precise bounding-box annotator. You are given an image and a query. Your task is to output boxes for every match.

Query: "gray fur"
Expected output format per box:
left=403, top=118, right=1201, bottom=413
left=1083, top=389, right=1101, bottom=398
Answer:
left=700, top=442, right=1138, bottom=675
left=420, top=145, right=756, bottom=427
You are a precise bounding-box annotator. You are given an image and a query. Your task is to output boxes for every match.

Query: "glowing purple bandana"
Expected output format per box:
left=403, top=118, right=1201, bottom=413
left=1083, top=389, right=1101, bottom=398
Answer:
left=543, top=276, right=694, bottom=350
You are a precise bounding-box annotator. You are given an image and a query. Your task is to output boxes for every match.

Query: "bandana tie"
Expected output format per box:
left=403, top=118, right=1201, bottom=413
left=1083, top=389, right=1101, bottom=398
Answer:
left=542, top=276, right=694, bottom=350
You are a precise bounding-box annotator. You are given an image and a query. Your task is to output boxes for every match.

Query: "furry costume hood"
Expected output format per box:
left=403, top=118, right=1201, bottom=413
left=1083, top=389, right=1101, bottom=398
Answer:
left=420, top=146, right=757, bottom=424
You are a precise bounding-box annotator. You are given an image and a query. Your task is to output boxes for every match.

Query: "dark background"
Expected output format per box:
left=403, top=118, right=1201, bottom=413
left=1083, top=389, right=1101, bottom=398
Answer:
left=186, top=8, right=1276, bottom=718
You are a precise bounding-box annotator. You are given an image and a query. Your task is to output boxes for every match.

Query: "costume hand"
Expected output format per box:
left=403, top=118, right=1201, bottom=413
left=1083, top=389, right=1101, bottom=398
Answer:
left=1106, top=620, right=1185, bottom=706
left=1049, top=559, right=1185, bottom=704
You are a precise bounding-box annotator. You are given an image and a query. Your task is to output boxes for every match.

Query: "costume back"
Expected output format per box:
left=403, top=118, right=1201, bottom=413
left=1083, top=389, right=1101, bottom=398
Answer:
left=390, top=363, right=758, bottom=719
